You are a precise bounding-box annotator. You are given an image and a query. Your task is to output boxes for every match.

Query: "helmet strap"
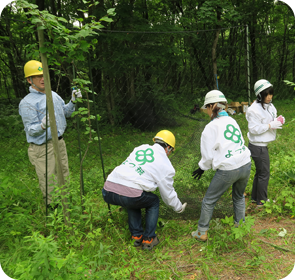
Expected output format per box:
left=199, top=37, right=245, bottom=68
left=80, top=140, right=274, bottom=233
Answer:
left=30, top=77, right=44, bottom=92
left=155, top=140, right=173, bottom=153
left=257, top=93, right=261, bottom=101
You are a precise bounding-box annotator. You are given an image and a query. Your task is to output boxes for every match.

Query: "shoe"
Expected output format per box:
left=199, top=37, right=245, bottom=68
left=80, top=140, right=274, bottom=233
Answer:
left=142, top=236, right=160, bottom=251
left=132, top=235, right=143, bottom=247
left=191, top=230, right=208, bottom=241
left=256, top=201, right=264, bottom=209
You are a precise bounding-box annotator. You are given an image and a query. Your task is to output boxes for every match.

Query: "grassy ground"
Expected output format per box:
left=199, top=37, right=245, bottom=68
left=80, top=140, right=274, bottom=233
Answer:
left=0, top=99, right=295, bottom=279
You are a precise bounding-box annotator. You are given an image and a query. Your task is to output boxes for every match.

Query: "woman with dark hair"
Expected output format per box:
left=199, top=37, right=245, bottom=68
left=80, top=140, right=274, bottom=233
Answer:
left=191, top=90, right=251, bottom=242
left=246, top=79, right=285, bottom=208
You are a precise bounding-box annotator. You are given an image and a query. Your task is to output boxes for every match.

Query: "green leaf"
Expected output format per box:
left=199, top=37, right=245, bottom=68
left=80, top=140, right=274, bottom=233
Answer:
left=80, top=40, right=90, bottom=52
left=100, top=17, right=113, bottom=23
left=31, top=17, right=42, bottom=24
left=107, top=8, right=116, bottom=16
left=57, top=17, right=68, bottom=23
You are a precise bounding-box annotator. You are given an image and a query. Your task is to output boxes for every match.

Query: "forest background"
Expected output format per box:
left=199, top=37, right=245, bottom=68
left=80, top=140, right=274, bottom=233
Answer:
left=1, top=0, right=295, bottom=279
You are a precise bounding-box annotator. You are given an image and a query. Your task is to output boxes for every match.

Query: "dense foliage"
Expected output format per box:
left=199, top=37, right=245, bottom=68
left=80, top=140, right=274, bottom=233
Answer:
left=0, top=0, right=295, bottom=127
left=1, top=1, right=295, bottom=279
left=1, top=99, right=295, bottom=279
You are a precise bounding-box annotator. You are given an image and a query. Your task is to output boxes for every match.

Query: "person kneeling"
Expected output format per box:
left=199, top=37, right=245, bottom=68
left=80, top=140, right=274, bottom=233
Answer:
left=102, top=130, right=187, bottom=251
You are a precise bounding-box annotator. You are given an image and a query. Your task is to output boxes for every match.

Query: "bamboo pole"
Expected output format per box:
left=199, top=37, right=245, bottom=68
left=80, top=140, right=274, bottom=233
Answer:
left=37, top=23, right=71, bottom=227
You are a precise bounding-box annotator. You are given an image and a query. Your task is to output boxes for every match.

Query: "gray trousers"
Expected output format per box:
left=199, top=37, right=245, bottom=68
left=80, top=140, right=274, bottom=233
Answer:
left=248, top=143, right=270, bottom=204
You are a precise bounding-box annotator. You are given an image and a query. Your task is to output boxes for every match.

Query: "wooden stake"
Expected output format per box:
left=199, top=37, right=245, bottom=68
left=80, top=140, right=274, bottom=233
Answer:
left=37, top=23, right=71, bottom=227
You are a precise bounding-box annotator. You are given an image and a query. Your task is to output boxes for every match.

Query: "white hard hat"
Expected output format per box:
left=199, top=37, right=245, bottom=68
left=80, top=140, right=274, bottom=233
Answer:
left=204, top=90, right=227, bottom=107
left=254, top=79, right=273, bottom=96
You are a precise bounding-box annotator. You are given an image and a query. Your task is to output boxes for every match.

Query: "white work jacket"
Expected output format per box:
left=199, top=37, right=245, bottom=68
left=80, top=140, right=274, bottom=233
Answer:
left=107, top=144, right=182, bottom=212
left=199, top=115, right=251, bottom=171
left=246, top=101, right=277, bottom=146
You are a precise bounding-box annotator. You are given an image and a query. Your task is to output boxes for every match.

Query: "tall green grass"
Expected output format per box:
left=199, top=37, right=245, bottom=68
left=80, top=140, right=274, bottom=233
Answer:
left=0, top=99, right=295, bottom=279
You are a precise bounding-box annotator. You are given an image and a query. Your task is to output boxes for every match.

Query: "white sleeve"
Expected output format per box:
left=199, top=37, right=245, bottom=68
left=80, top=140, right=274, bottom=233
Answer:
left=246, top=110, right=269, bottom=135
left=157, top=171, right=182, bottom=212
left=198, top=126, right=216, bottom=171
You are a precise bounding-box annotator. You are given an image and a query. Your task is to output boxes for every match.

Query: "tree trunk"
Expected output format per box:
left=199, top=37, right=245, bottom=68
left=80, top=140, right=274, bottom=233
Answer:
left=103, top=75, right=115, bottom=126
left=212, top=6, right=221, bottom=90
left=130, top=70, right=135, bottom=99
left=278, top=24, right=288, bottom=83
left=212, top=29, right=220, bottom=89
left=249, top=13, right=258, bottom=83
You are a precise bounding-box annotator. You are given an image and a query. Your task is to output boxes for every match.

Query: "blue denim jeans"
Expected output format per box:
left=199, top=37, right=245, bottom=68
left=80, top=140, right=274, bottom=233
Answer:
left=102, top=188, right=159, bottom=238
left=198, top=162, right=251, bottom=232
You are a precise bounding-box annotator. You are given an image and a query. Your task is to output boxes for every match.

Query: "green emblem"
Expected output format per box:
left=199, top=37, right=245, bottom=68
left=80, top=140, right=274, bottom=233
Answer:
left=38, top=66, right=43, bottom=71
left=135, top=148, right=154, bottom=165
left=224, top=124, right=242, bottom=146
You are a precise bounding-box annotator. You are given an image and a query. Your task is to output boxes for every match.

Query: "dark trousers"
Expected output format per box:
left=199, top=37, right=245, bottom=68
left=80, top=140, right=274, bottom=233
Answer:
left=248, top=143, right=270, bottom=204
left=102, top=188, right=159, bottom=238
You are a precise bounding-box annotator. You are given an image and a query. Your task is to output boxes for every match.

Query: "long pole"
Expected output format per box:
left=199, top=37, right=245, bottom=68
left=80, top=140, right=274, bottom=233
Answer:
left=72, top=62, right=84, bottom=199
left=246, top=25, right=251, bottom=105
left=37, top=23, right=71, bottom=226
left=45, top=105, right=48, bottom=218
left=88, top=53, right=110, bottom=211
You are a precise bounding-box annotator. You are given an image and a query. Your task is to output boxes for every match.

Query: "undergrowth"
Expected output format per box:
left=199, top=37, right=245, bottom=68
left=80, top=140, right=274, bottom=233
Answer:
left=0, top=100, right=295, bottom=279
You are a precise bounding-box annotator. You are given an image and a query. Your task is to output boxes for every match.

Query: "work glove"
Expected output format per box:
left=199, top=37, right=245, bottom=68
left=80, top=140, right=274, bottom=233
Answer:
left=269, top=120, right=282, bottom=129
left=41, top=115, right=50, bottom=130
left=71, top=88, right=82, bottom=102
left=192, top=168, right=204, bottom=180
left=276, top=115, right=285, bottom=125
left=177, top=202, right=187, bottom=213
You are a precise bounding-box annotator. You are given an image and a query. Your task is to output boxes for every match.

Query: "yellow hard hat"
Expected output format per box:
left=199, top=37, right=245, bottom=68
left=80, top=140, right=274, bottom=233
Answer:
left=24, top=60, right=43, bottom=78
left=153, top=130, right=176, bottom=151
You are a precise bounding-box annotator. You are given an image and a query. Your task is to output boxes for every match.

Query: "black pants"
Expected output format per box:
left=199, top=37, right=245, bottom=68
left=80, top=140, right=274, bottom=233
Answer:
left=248, top=143, right=270, bottom=204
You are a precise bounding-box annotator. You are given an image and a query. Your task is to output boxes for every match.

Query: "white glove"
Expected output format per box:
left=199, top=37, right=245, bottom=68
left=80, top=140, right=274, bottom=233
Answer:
left=269, top=120, right=282, bottom=129
left=41, top=115, right=50, bottom=130
left=177, top=202, right=187, bottom=213
left=277, top=115, right=285, bottom=124
left=71, top=89, right=82, bottom=101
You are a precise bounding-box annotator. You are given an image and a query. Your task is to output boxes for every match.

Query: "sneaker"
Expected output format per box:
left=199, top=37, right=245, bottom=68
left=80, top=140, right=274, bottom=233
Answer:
left=191, top=230, right=208, bottom=241
left=132, top=235, right=143, bottom=247
left=142, top=236, right=160, bottom=251
left=256, top=201, right=264, bottom=208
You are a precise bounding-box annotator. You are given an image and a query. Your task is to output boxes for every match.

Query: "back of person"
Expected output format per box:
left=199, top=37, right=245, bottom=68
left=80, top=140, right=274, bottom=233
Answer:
left=102, top=130, right=187, bottom=251
left=191, top=89, right=252, bottom=242
left=107, top=143, right=174, bottom=192
left=200, top=115, right=251, bottom=171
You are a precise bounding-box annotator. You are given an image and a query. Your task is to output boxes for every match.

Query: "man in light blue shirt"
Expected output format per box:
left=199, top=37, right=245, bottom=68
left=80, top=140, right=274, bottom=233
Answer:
left=19, top=60, right=81, bottom=208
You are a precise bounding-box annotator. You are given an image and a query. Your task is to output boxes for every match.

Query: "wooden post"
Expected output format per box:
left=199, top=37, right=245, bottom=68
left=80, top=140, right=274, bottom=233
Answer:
left=37, top=24, right=71, bottom=227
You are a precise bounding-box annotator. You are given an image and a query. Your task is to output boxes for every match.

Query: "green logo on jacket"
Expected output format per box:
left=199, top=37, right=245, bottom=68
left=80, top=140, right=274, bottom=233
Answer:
left=135, top=148, right=155, bottom=165
left=224, top=124, right=243, bottom=146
